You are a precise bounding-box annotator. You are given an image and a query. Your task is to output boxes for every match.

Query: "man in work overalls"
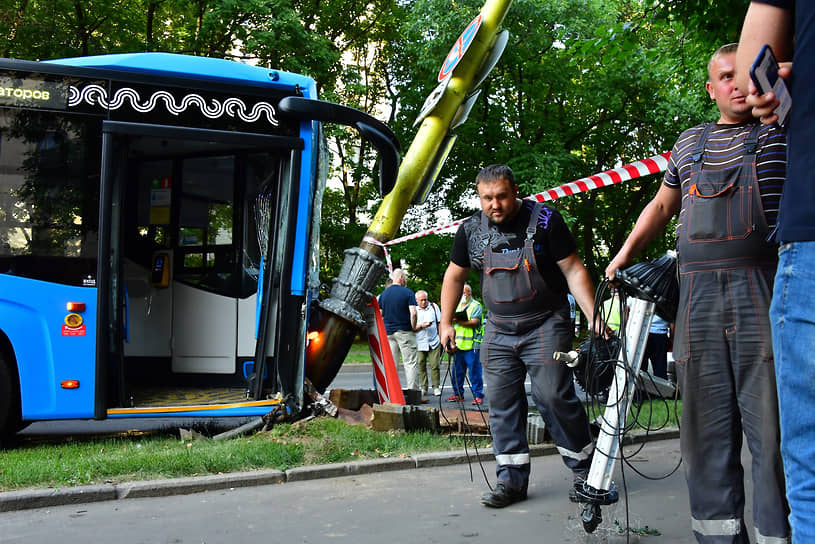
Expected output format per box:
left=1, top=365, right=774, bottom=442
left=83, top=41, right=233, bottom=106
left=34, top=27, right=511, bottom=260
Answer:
left=606, top=43, right=789, bottom=543
left=439, top=164, right=608, bottom=508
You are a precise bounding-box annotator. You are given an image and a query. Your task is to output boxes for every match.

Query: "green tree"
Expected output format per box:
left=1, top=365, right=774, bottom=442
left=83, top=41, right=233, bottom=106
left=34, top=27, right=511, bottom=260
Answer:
left=384, top=0, right=746, bottom=283
left=1, top=0, right=754, bottom=289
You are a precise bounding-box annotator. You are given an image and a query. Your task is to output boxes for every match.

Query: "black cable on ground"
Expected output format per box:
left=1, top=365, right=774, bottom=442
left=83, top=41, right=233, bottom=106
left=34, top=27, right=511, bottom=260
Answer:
left=574, top=278, right=683, bottom=540
left=438, top=348, right=493, bottom=491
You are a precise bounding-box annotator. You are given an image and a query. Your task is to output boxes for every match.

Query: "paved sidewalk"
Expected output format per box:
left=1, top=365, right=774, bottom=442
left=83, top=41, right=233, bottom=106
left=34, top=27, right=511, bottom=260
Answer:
left=2, top=435, right=715, bottom=544
left=0, top=429, right=678, bottom=513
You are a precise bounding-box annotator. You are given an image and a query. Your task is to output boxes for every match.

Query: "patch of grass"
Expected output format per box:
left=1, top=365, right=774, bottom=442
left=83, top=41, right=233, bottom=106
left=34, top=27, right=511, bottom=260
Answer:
left=0, top=417, right=488, bottom=492
left=631, top=398, right=682, bottom=429
left=1, top=401, right=678, bottom=493
left=344, top=341, right=372, bottom=364
left=584, top=398, right=682, bottom=430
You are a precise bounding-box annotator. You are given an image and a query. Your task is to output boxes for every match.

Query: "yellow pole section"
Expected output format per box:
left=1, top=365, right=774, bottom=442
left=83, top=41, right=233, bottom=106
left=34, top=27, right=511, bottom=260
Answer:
left=363, top=0, right=514, bottom=247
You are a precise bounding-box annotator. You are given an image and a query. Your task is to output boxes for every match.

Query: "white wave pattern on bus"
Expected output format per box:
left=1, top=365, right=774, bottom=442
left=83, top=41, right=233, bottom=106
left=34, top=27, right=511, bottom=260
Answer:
left=67, top=84, right=279, bottom=125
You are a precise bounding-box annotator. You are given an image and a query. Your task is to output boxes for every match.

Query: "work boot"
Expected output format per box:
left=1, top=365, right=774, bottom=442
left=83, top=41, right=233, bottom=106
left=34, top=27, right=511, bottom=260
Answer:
left=480, top=483, right=527, bottom=508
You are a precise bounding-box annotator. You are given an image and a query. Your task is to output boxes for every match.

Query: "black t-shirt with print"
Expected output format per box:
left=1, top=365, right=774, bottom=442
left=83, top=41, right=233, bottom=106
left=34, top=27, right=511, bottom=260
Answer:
left=450, top=200, right=576, bottom=294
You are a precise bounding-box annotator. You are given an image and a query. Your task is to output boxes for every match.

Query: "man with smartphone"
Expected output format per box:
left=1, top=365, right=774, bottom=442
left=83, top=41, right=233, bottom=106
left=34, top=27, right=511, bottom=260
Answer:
left=605, top=43, right=790, bottom=543
left=738, top=3, right=815, bottom=542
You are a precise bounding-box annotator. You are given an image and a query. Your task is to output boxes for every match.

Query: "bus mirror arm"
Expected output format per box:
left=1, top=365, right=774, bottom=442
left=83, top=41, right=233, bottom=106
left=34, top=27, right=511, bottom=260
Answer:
left=278, top=96, right=401, bottom=196
left=355, top=122, right=399, bottom=196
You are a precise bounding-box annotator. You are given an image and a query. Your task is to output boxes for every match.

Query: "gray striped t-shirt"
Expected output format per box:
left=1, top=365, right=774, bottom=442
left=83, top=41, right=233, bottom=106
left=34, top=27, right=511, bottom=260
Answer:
left=664, top=122, right=786, bottom=234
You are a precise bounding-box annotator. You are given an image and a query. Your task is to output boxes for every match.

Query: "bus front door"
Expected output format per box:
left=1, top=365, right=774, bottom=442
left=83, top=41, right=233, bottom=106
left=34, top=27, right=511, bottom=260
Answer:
left=98, top=121, right=300, bottom=412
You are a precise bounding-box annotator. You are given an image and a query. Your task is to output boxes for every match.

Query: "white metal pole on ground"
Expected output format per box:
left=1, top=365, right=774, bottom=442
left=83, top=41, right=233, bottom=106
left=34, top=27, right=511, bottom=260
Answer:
left=587, top=297, right=655, bottom=492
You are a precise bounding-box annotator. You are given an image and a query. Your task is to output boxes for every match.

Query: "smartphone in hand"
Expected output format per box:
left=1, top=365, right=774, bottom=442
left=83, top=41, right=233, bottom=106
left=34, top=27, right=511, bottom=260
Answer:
left=749, top=44, right=791, bottom=126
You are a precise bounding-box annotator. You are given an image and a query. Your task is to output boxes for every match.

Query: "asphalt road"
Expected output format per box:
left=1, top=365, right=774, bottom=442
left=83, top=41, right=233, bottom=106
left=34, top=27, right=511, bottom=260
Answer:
left=1, top=437, right=734, bottom=544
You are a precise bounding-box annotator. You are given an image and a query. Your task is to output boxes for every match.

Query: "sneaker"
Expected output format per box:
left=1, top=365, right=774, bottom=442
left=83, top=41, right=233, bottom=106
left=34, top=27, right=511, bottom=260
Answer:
left=472, top=397, right=483, bottom=405
left=446, top=394, right=464, bottom=402
left=433, top=388, right=442, bottom=396
left=480, top=483, right=527, bottom=508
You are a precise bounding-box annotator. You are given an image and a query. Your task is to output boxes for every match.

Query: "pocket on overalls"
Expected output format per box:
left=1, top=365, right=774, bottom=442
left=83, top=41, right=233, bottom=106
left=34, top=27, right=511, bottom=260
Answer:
left=686, top=169, right=753, bottom=242
left=485, top=262, right=536, bottom=304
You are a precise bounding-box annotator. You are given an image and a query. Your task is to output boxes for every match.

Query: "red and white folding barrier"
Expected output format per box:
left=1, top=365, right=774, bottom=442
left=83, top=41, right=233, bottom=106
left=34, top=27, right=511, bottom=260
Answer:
left=363, top=297, right=405, bottom=405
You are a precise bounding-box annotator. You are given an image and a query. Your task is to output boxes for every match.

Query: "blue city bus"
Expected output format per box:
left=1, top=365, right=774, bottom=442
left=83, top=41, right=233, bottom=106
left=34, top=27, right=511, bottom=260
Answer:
left=0, top=53, right=398, bottom=441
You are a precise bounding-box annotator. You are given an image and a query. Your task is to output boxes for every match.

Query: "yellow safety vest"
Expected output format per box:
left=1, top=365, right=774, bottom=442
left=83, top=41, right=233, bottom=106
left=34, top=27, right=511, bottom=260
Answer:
left=454, top=300, right=479, bottom=351
left=603, top=295, right=622, bottom=332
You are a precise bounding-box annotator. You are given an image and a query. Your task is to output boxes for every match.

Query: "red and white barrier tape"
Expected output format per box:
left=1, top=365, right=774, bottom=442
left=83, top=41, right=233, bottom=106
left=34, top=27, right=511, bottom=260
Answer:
left=363, top=236, right=394, bottom=271
left=527, top=151, right=670, bottom=203
left=384, top=151, right=671, bottom=248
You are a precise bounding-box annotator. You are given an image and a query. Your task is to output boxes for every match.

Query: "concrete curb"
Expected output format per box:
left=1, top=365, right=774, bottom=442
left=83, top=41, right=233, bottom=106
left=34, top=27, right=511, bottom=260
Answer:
left=115, top=470, right=287, bottom=499
left=286, top=457, right=416, bottom=482
left=0, top=429, right=680, bottom=513
left=0, top=484, right=117, bottom=512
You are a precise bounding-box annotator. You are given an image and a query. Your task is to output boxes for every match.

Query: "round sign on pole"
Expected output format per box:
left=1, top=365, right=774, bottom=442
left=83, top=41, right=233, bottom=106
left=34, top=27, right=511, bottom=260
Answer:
left=438, top=14, right=483, bottom=82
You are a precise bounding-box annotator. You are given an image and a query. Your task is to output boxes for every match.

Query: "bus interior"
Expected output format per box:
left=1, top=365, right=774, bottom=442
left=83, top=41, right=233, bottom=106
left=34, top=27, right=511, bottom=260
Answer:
left=108, top=121, right=306, bottom=413
left=0, top=62, right=312, bottom=421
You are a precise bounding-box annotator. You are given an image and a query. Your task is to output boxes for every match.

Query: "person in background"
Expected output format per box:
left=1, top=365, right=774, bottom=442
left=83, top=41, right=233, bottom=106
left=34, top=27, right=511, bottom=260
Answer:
left=643, top=314, right=669, bottom=380
left=606, top=43, right=789, bottom=543
left=737, top=3, right=811, bottom=541
left=602, top=288, right=623, bottom=333
left=414, top=290, right=442, bottom=396
left=473, top=307, right=486, bottom=373
left=447, top=284, right=484, bottom=405
left=377, top=268, right=420, bottom=392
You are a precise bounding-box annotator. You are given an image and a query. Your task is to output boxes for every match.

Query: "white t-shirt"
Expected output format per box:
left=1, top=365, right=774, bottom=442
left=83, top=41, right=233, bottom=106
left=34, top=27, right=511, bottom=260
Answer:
left=415, top=302, right=441, bottom=350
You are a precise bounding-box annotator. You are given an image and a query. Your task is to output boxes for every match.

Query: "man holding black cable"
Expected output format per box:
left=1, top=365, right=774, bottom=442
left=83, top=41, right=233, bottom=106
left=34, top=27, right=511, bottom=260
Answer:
left=606, top=43, right=789, bottom=543
left=439, top=164, right=608, bottom=508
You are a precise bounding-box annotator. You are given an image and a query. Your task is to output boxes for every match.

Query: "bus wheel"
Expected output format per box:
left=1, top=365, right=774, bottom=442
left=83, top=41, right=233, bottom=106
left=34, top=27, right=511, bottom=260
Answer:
left=0, top=354, right=22, bottom=447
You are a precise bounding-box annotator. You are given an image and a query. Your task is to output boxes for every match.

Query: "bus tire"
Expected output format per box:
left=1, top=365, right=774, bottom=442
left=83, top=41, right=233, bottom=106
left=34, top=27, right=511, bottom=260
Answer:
left=0, top=352, right=22, bottom=447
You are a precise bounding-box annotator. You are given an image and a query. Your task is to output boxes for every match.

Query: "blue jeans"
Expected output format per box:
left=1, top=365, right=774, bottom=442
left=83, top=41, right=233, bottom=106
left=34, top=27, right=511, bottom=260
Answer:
left=771, top=241, right=815, bottom=543
left=452, top=349, right=483, bottom=398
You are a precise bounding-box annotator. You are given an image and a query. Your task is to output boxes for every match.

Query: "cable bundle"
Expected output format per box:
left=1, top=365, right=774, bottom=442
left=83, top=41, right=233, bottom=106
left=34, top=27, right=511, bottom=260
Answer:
left=572, top=334, right=621, bottom=397
left=615, top=251, right=678, bottom=321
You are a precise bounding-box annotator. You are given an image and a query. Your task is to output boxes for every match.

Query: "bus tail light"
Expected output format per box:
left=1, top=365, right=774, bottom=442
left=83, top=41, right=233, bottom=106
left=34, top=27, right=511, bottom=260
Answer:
left=61, top=380, right=80, bottom=389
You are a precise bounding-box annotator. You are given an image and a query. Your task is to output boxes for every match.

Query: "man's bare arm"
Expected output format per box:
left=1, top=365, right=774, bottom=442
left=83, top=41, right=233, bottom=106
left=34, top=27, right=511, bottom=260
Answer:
left=736, top=2, right=794, bottom=123
left=605, top=183, right=681, bottom=280
left=557, top=252, right=606, bottom=336
left=439, top=262, right=469, bottom=351
left=736, top=2, right=793, bottom=95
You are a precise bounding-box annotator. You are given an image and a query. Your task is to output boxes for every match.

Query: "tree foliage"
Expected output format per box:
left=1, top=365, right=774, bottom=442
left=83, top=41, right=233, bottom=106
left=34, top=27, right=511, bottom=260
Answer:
left=385, top=0, right=748, bottom=289
left=1, top=0, right=751, bottom=294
